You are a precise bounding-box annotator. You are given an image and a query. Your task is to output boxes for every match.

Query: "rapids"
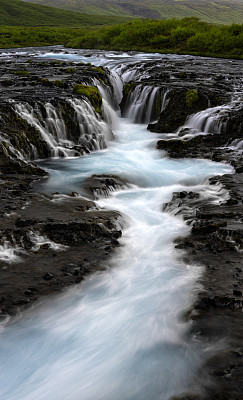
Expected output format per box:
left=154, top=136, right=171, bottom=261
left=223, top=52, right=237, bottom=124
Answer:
left=0, top=49, right=234, bottom=400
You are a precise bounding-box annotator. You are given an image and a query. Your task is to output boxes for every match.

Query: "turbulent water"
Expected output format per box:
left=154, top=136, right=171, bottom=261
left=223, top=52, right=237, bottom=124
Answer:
left=0, top=48, right=234, bottom=400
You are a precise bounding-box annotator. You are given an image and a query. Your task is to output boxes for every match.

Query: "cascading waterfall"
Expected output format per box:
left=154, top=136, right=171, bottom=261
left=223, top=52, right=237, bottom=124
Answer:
left=175, top=81, right=243, bottom=140
left=122, top=85, right=165, bottom=123
left=0, top=49, right=236, bottom=400
left=68, top=98, right=113, bottom=150
left=176, top=105, right=230, bottom=139
left=14, top=97, right=113, bottom=157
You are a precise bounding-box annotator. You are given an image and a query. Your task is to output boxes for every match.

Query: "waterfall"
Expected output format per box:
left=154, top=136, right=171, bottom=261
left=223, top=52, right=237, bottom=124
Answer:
left=68, top=98, right=114, bottom=150
left=122, top=85, right=165, bottom=124
left=15, top=102, right=73, bottom=157
left=176, top=82, right=243, bottom=140
left=0, top=48, right=240, bottom=400
left=179, top=105, right=230, bottom=137
left=14, top=97, right=114, bottom=158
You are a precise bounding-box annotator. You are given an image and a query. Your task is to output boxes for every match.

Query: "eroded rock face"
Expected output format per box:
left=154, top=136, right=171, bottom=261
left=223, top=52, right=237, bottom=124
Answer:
left=0, top=179, right=123, bottom=317
left=167, top=173, right=243, bottom=399
left=82, top=174, right=130, bottom=199
left=0, top=58, right=114, bottom=175
left=148, top=88, right=212, bottom=133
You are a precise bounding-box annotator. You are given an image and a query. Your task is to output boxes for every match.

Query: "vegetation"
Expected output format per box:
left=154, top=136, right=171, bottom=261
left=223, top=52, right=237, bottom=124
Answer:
left=20, top=0, right=243, bottom=25
left=67, top=18, right=243, bottom=59
left=0, top=0, right=132, bottom=27
left=185, top=89, right=199, bottom=108
left=0, top=26, right=87, bottom=47
left=73, top=84, right=103, bottom=115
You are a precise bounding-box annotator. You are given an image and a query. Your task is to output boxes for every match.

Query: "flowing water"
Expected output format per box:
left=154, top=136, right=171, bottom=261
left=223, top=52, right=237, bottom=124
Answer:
left=0, top=49, right=234, bottom=400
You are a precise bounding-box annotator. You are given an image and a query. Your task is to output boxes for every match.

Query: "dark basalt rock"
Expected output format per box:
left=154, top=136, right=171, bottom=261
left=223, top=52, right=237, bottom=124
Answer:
left=148, top=88, right=211, bottom=133
left=82, top=174, right=130, bottom=199
left=0, top=183, right=123, bottom=317
left=166, top=170, right=243, bottom=398
left=0, top=58, right=114, bottom=176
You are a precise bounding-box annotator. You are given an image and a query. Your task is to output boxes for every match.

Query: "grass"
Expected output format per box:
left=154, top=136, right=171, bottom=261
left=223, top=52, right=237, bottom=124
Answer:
left=0, top=0, right=133, bottom=27
left=21, top=0, right=243, bottom=25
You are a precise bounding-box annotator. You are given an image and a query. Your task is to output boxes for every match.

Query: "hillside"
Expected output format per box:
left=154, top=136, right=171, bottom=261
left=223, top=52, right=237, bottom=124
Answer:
left=0, top=0, right=132, bottom=27
left=20, top=0, right=243, bottom=24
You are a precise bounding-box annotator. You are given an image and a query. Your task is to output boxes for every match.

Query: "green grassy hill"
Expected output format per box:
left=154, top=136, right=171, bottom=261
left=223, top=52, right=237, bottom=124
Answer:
left=21, top=0, right=243, bottom=25
left=0, top=0, right=132, bottom=27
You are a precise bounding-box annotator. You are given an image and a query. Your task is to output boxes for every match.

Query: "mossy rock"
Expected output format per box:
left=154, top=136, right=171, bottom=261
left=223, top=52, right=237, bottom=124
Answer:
left=41, top=78, right=53, bottom=87
left=10, top=70, right=30, bottom=76
left=54, top=80, right=66, bottom=88
left=185, top=89, right=199, bottom=108
left=65, top=67, right=76, bottom=74
left=122, top=81, right=137, bottom=98
left=73, top=84, right=102, bottom=115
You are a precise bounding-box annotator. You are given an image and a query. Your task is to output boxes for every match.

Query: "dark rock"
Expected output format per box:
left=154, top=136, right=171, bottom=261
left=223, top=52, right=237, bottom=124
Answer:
left=43, top=273, right=54, bottom=280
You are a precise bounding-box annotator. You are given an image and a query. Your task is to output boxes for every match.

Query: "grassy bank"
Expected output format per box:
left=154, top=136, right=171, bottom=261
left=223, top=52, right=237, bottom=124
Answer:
left=0, top=18, right=242, bottom=60
left=66, top=18, right=243, bottom=59
left=0, top=26, right=90, bottom=48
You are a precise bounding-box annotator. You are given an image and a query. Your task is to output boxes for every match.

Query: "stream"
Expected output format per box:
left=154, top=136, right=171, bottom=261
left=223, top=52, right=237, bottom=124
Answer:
left=0, top=49, right=234, bottom=400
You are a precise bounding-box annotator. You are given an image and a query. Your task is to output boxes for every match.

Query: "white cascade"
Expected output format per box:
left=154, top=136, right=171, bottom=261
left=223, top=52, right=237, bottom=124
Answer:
left=15, top=102, right=74, bottom=157
left=123, top=85, right=164, bottom=123
left=14, top=97, right=114, bottom=158
left=68, top=98, right=114, bottom=150
left=176, top=83, right=243, bottom=140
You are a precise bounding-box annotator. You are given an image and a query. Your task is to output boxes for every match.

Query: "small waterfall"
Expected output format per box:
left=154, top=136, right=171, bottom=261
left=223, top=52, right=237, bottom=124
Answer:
left=15, top=102, right=72, bottom=157
left=69, top=98, right=114, bottom=150
left=91, top=75, right=123, bottom=114
left=176, top=83, right=243, bottom=140
left=14, top=97, right=114, bottom=158
left=122, top=85, right=164, bottom=124
left=174, top=104, right=232, bottom=140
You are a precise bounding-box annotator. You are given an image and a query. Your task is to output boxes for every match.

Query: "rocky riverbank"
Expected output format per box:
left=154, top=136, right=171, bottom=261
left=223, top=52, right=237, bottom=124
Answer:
left=0, top=55, right=123, bottom=317
left=141, top=58, right=243, bottom=399
left=0, top=48, right=243, bottom=398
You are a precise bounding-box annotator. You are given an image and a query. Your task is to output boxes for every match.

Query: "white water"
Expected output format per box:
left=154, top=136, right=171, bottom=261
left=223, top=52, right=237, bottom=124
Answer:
left=14, top=98, right=113, bottom=158
left=0, top=49, right=234, bottom=400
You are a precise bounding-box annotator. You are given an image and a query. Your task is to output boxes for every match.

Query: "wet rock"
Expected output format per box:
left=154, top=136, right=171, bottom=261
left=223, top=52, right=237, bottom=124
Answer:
left=148, top=88, right=210, bottom=133
left=82, top=174, right=129, bottom=199
left=43, top=273, right=54, bottom=280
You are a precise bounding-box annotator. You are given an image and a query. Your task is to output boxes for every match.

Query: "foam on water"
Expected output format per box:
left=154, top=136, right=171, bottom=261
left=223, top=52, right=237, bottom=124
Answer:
left=0, top=115, right=232, bottom=400
left=0, top=49, right=234, bottom=400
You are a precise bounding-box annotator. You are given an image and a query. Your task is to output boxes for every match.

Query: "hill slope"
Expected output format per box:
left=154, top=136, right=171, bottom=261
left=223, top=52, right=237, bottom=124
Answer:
left=0, top=0, right=132, bottom=27
left=21, top=0, right=243, bottom=24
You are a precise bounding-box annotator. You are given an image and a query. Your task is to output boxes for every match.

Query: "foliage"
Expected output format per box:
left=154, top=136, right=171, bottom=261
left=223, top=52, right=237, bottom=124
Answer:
left=67, top=18, right=243, bottom=59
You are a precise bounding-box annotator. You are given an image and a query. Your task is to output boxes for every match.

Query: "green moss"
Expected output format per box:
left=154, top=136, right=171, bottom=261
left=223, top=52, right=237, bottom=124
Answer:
left=54, top=80, right=65, bottom=88
left=123, top=81, right=136, bottom=98
left=65, top=67, right=76, bottom=74
left=41, top=78, right=53, bottom=87
left=10, top=70, right=30, bottom=76
left=73, top=84, right=102, bottom=115
left=92, top=66, right=105, bottom=74
left=50, top=60, right=62, bottom=65
left=185, top=89, right=199, bottom=107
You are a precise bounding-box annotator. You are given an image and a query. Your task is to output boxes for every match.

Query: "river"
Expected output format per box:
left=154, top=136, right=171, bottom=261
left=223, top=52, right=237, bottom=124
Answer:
left=0, top=48, right=234, bottom=400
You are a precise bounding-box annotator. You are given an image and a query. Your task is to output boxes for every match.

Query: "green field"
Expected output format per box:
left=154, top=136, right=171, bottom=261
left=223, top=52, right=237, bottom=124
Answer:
left=0, top=0, right=132, bottom=27
left=21, top=0, right=243, bottom=25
